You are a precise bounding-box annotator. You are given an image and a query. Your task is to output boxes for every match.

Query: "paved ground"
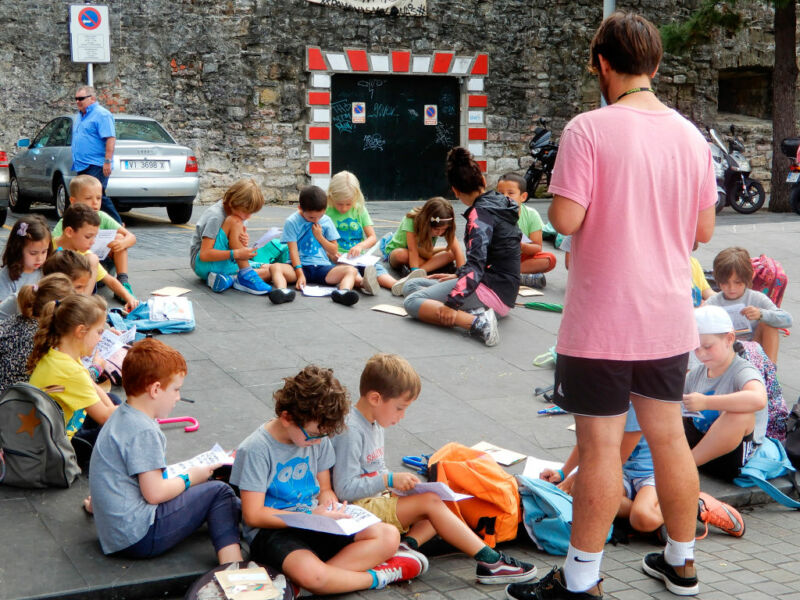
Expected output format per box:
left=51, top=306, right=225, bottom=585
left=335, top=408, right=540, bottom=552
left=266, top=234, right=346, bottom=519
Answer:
left=1, top=200, right=800, bottom=600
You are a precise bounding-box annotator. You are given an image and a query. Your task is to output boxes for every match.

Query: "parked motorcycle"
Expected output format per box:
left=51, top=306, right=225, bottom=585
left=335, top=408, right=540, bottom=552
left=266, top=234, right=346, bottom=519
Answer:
left=779, top=136, right=800, bottom=215
left=524, top=118, right=558, bottom=198
left=708, top=125, right=765, bottom=214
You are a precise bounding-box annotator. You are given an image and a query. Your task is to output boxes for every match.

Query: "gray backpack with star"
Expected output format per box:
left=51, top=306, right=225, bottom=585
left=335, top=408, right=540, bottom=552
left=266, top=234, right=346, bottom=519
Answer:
left=0, top=383, right=80, bottom=488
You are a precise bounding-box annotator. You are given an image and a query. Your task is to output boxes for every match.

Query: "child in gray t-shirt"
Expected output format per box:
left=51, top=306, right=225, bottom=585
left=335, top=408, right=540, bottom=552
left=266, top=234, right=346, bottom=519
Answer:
left=87, top=339, right=242, bottom=563
left=682, top=305, right=767, bottom=481
left=229, top=364, right=425, bottom=595
left=707, top=247, right=792, bottom=363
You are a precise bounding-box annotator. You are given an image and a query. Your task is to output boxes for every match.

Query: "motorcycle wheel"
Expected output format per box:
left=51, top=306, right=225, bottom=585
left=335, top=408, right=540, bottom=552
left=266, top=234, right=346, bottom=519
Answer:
left=790, top=186, right=800, bottom=215
left=729, top=178, right=765, bottom=214
left=525, top=169, right=543, bottom=199
left=715, top=189, right=726, bottom=214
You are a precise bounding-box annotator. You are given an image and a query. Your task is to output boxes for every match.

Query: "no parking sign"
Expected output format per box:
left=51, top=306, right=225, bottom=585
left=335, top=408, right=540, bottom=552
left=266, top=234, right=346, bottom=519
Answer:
left=424, top=104, right=437, bottom=126
left=69, top=4, right=110, bottom=63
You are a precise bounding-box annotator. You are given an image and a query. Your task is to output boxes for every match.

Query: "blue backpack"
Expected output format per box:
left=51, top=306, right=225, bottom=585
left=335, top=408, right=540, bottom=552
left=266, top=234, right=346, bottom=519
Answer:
left=107, top=299, right=195, bottom=335
left=517, top=475, right=612, bottom=555
left=733, top=437, right=800, bottom=509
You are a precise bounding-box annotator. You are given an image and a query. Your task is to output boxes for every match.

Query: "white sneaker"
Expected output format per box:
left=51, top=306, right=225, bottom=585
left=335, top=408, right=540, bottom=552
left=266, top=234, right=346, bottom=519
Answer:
left=361, top=265, right=379, bottom=295
left=391, top=268, right=427, bottom=296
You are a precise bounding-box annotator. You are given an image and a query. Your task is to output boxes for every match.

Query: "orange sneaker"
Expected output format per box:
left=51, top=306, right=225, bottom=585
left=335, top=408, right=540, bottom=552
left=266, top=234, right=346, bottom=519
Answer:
left=697, top=491, right=745, bottom=538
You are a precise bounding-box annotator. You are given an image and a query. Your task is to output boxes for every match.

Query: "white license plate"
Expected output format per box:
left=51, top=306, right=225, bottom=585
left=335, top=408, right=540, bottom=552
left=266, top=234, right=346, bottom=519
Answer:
left=787, top=172, right=800, bottom=183
left=123, top=160, right=168, bottom=170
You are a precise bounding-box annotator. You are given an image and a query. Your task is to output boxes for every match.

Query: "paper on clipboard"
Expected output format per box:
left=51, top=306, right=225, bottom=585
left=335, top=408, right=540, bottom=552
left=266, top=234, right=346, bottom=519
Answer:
left=90, top=230, right=117, bottom=260
left=472, top=441, right=526, bottom=466
left=518, top=287, right=544, bottom=297
left=163, top=443, right=234, bottom=479
left=338, top=254, right=380, bottom=267
left=151, top=286, right=191, bottom=297
left=214, top=567, right=279, bottom=600
left=302, top=285, right=336, bottom=297
left=277, top=503, right=380, bottom=535
left=251, top=228, right=282, bottom=249
left=721, top=304, right=752, bottom=334
left=392, top=481, right=472, bottom=502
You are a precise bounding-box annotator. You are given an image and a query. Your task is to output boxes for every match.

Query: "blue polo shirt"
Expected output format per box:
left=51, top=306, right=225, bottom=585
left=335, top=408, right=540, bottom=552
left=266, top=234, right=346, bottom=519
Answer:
left=71, top=102, right=116, bottom=171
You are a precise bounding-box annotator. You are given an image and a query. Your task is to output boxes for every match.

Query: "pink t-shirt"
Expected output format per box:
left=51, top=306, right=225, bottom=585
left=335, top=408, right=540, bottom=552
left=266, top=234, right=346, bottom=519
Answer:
left=549, top=105, right=716, bottom=360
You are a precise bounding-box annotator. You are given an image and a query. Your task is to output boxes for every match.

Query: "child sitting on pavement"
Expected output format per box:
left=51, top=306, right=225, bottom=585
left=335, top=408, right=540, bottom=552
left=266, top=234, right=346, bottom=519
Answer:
left=496, top=172, right=554, bottom=289
left=326, top=170, right=393, bottom=295
left=87, top=338, right=243, bottom=564
left=276, top=185, right=361, bottom=306
left=542, top=401, right=745, bottom=539
left=683, top=305, right=768, bottom=482
left=230, top=364, right=424, bottom=595
left=190, top=178, right=273, bottom=295
left=52, top=175, right=137, bottom=297
left=331, top=353, right=538, bottom=584
left=0, top=215, right=53, bottom=303
left=53, top=204, right=138, bottom=312
left=383, top=196, right=465, bottom=295
left=706, top=246, right=791, bottom=363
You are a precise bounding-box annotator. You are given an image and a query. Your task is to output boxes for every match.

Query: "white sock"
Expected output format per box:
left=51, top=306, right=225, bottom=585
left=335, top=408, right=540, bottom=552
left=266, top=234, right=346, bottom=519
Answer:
left=664, top=534, right=695, bottom=566
left=563, top=545, right=603, bottom=592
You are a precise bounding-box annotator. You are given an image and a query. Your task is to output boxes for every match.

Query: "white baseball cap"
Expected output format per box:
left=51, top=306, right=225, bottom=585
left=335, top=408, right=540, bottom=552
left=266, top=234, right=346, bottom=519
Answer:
left=694, top=305, right=734, bottom=334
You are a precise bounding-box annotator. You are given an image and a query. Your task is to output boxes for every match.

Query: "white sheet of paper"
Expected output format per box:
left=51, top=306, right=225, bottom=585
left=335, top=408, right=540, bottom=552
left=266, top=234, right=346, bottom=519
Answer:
left=338, top=254, right=380, bottom=267
left=94, top=329, right=125, bottom=359
left=151, top=286, right=191, bottom=297
left=522, top=456, right=566, bottom=479
left=471, top=441, right=526, bottom=466
left=251, top=227, right=282, bottom=249
left=164, top=443, right=234, bottom=479
left=681, top=403, right=704, bottom=418
left=149, top=296, right=193, bottom=321
left=89, top=229, right=117, bottom=261
left=392, top=481, right=472, bottom=502
left=722, top=303, right=752, bottom=334
left=518, top=287, right=544, bottom=297
left=302, top=285, right=336, bottom=297
left=521, top=233, right=532, bottom=244
left=276, top=503, right=380, bottom=535
left=371, top=304, right=408, bottom=317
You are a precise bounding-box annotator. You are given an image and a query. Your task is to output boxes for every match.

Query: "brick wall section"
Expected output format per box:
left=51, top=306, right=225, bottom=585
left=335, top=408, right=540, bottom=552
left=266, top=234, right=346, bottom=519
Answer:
left=0, top=0, right=782, bottom=202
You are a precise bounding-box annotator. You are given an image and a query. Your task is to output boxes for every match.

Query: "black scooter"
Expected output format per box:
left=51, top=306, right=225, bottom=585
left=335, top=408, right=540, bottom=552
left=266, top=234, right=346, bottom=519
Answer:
left=524, top=118, right=558, bottom=198
left=708, top=125, right=765, bottom=214
left=780, top=136, right=800, bottom=215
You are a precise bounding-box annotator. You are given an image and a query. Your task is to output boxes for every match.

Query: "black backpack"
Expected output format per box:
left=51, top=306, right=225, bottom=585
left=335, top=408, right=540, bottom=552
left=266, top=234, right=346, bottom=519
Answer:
left=0, top=383, right=81, bottom=488
left=784, top=400, right=800, bottom=471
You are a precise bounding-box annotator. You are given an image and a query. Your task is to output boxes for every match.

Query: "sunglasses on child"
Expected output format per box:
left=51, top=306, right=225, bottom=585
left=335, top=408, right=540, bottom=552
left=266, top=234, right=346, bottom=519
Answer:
left=299, top=424, right=328, bottom=441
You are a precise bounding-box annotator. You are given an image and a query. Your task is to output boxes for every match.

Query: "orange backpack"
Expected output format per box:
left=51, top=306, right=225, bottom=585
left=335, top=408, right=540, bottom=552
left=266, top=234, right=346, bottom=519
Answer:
left=427, top=442, right=521, bottom=547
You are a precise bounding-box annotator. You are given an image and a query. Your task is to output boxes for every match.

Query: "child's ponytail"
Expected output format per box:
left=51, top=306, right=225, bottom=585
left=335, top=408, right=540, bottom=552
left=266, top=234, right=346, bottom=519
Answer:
left=1, top=215, right=53, bottom=281
left=27, top=294, right=107, bottom=372
left=446, top=146, right=484, bottom=194
left=17, top=273, right=74, bottom=319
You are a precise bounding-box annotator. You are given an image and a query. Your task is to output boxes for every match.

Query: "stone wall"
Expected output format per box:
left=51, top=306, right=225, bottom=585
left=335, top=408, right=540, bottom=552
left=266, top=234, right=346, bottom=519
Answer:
left=0, top=0, right=786, bottom=203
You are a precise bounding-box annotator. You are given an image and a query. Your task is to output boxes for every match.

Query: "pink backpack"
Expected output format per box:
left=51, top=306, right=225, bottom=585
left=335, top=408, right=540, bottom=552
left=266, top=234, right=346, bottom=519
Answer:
left=751, top=255, right=788, bottom=308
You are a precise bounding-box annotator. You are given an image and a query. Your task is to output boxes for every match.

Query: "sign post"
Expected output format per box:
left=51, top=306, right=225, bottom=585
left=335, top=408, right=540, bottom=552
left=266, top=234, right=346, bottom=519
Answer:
left=69, top=4, right=110, bottom=86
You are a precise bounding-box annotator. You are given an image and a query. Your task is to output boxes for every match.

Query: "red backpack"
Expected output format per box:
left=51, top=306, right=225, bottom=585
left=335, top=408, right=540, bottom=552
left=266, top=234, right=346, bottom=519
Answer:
left=751, top=255, right=788, bottom=307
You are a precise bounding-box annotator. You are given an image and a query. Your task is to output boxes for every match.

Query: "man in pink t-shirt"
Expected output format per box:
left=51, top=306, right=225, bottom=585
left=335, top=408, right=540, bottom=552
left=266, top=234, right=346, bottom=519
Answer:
left=506, top=13, right=716, bottom=600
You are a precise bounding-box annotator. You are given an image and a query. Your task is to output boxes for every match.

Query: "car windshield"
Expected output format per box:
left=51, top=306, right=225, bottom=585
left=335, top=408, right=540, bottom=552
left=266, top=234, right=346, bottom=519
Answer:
left=115, top=119, right=175, bottom=144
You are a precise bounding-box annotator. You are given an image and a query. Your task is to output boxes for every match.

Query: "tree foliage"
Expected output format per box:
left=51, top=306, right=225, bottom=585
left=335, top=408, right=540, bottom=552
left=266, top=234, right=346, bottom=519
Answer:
left=660, top=1, right=742, bottom=55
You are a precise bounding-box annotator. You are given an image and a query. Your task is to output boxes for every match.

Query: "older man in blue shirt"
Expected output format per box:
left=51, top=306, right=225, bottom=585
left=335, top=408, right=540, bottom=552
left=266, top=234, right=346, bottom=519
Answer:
left=72, top=85, right=122, bottom=223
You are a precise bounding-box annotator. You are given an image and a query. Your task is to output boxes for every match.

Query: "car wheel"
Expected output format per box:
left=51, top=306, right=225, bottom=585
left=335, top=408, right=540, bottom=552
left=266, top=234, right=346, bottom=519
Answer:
left=8, top=173, right=31, bottom=213
left=167, top=203, right=193, bottom=224
left=54, top=178, right=68, bottom=219
left=0, top=207, right=6, bottom=228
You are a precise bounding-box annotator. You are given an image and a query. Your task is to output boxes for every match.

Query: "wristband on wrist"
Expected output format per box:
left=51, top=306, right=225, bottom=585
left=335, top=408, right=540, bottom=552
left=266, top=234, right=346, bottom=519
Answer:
left=178, top=473, right=190, bottom=490
left=410, top=267, right=419, bottom=271
left=87, top=365, right=101, bottom=382
left=230, top=250, right=235, bottom=261
left=556, top=469, right=565, bottom=481
left=293, top=264, right=302, bottom=270
left=387, top=472, right=394, bottom=488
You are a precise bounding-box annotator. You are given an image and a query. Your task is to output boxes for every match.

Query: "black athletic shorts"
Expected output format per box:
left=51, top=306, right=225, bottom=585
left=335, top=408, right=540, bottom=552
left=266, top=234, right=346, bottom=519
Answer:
left=249, top=527, right=356, bottom=570
left=684, top=418, right=755, bottom=482
left=553, top=353, right=690, bottom=417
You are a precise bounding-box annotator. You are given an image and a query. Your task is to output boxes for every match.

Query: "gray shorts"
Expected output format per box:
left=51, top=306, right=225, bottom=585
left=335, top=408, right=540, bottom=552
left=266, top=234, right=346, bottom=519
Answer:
left=403, top=277, right=487, bottom=318
left=622, top=474, right=656, bottom=500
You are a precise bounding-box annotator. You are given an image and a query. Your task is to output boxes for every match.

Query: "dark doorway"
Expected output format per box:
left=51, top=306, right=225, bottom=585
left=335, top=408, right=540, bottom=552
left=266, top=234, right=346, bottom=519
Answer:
left=331, top=74, right=460, bottom=200
left=718, top=67, right=772, bottom=119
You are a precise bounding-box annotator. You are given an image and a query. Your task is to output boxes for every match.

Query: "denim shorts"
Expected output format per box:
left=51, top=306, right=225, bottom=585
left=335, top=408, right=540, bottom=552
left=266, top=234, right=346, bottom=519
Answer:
left=302, top=264, right=334, bottom=284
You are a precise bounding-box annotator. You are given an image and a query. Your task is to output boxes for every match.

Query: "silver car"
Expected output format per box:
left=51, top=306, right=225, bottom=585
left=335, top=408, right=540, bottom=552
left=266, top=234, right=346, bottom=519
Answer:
left=9, top=114, right=199, bottom=224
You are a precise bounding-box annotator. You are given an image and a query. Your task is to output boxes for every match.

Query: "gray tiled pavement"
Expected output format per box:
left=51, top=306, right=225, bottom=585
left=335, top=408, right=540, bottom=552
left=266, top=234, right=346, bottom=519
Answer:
left=1, top=201, right=800, bottom=599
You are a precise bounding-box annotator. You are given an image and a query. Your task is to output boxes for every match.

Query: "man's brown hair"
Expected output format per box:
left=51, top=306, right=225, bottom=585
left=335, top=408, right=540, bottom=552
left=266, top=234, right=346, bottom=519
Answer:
left=359, top=353, right=421, bottom=400
left=122, top=338, right=188, bottom=397
left=274, top=365, right=349, bottom=435
left=589, top=12, right=663, bottom=77
left=713, top=247, right=753, bottom=288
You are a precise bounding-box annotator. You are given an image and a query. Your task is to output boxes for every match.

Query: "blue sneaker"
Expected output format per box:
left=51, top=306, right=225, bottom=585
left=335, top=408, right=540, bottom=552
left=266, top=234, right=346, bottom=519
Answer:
left=207, top=272, right=234, bottom=293
left=233, top=269, right=271, bottom=295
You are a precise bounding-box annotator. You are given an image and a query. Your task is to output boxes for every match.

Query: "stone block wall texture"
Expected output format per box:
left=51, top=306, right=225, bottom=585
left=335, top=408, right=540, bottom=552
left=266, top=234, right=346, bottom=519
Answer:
left=0, top=0, right=783, bottom=202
